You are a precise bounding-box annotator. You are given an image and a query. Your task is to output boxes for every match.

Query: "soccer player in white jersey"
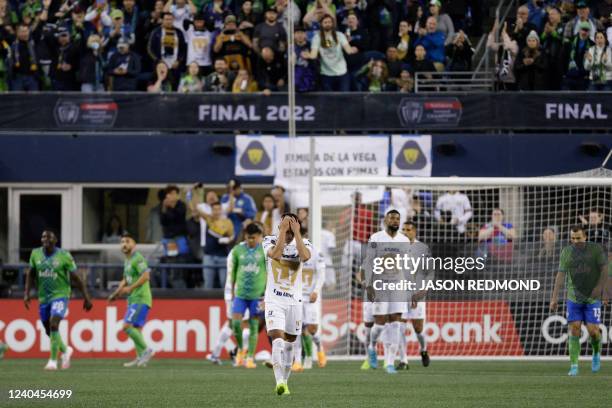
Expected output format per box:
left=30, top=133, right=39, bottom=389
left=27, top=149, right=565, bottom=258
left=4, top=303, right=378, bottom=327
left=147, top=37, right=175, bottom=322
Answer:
left=365, top=209, right=410, bottom=374
left=263, top=213, right=312, bottom=395
left=397, top=221, right=430, bottom=369
left=292, top=228, right=326, bottom=371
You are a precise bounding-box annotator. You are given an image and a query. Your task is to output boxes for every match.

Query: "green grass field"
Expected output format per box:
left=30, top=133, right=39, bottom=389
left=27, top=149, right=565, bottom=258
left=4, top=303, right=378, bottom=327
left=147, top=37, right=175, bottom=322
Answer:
left=0, top=359, right=610, bottom=407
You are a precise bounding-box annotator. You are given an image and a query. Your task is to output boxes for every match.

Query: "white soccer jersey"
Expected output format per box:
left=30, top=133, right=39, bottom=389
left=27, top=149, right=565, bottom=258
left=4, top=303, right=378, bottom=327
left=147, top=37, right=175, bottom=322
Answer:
left=301, top=246, right=325, bottom=297
left=369, top=229, right=411, bottom=244
left=262, top=235, right=313, bottom=306
left=434, top=192, right=472, bottom=233
left=320, top=229, right=336, bottom=266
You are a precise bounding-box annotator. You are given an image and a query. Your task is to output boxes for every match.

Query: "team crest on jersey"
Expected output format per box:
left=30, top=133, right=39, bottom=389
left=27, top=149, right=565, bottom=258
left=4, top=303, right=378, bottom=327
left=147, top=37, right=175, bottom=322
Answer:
left=52, top=259, right=60, bottom=268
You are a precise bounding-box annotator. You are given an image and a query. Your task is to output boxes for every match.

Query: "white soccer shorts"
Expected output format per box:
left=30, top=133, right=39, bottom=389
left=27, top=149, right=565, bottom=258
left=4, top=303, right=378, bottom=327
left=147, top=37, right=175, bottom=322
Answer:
left=265, top=302, right=303, bottom=336
left=372, top=301, right=407, bottom=316
left=363, top=301, right=374, bottom=323
left=302, top=299, right=320, bottom=325
left=402, top=302, right=426, bottom=320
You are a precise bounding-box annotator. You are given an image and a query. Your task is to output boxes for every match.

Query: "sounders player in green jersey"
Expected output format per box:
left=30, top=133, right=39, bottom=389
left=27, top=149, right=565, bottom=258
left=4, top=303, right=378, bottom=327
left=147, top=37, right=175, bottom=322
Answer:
left=24, top=230, right=93, bottom=371
left=228, top=222, right=267, bottom=368
left=108, top=233, right=155, bottom=368
left=550, top=225, right=609, bottom=376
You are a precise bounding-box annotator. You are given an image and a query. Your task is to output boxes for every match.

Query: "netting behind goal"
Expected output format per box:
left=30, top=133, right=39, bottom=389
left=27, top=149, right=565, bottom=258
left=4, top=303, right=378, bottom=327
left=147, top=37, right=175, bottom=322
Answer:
left=315, top=169, right=612, bottom=358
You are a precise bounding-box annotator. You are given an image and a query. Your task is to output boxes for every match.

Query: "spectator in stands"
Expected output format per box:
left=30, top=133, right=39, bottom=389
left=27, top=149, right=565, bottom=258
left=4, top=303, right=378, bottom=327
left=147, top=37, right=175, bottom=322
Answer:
left=107, top=37, right=141, bottom=91
left=303, top=0, right=337, bottom=33
left=562, top=21, right=594, bottom=90
left=120, top=0, right=143, bottom=49
left=102, top=215, right=124, bottom=243
left=178, top=60, right=203, bottom=92
left=415, top=16, right=445, bottom=71
left=294, top=24, right=317, bottom=92
left=276, top=0, right=301, bottom=35
left=271, top=185, right=289, bottom=213
left=445, top=0, right=468, bottom=32
left=184, top=12, right=213, bottom=76
left=336, top=0, right=362, bottom=32
left=595, top=0, right=612, bottom=29
left=147, top=60, right=174, bottom=92
left=345, top=13, right=369, bottom=72
left=47, top=26, right=79, bottom=91
left=9, top=24, right=39, bottom=91
left=385, top=46, right=403, bottom=84
left=445, top=30, right=473, bottom=71
left=395, top=68, right=414, bottom=92
left=541, top=7, right=565, bottom=90
left=396, top=20, right=413, bottom=61
left=203, top=0, right=230, bottom=32
left=527, top=0, right=547, bottom=32
left=0, top=38, right=9, bottom=92
left=580, top=208, right=611, bottom=244
left=511, top=5, right=536, bottom=50
left=411, top=44, right=435, bottom=79
left=564, top=0, right=602, bottom=42
left=79, top=34, right=105, bottom=92
left=104, top=9, right=136, bottom=58
left=256, top=193, right=280, bottom=236
left=537, top=226, right=559, bottom=262
left=253, top=7, right=286, bottom=54
left=434, top=188, right=472, bottom=234
left=478, top=208, right=516, bottom=262
left=254, top=46, right=286, bottom=93
left=144, top=0, right=165, bottom=42
left=237, top=0, right=260, bottom=39
left=203, top=58, right=234, bottom=91
left=146, top=189, right=166, bottom=243
left=357, top=58, right=389, bottom=91
left=164, top=0, right=196, bottom=32
left=428, top=0, right=454, bottom=45
left=201, top=201, right=234, bottom=289
left=221, top=178, right=257, bottom=240
left=213, top=14, right=253, bottom=73
left=305, top=14, right=357, bottom=91
left=584, top=31, right=612, bottom=90
left=85, top=0, right=112, bottom=33
left=297, top=207, right=309, bottom=230
left=160, top=184, right=191, bottom=260
left=147, top=12, right=187, bottom=88
left=232, top=68, right=258, bottom=92
left=514, top=30, right=548, bottom=90
left=364, top=0, right=393, bottom=53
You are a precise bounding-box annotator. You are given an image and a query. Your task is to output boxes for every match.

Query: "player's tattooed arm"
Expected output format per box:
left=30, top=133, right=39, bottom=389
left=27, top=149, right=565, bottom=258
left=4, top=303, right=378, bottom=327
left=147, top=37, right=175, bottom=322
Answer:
left=70, top=272, right=93, bottom=311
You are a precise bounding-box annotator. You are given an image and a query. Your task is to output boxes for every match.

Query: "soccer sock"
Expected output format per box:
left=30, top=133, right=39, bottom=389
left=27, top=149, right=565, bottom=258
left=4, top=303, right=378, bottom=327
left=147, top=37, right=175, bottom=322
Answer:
left=125, top=327, right=147, bottom=357
left=386, top=321, right=400, bottom=367
left=398, top=322, right=407, bottom=363
left=416, top=331, right=427, bottom=352
left=312, top=333, right=322, bottom=350
left=50, top=331, right=61, bottom=360
left=282, top=340, right=295, bottom=382
left=590, top=335, right=601, bottom=354
left=294, top=335, right=303, bottom=364
left=213, top=323, right=233, bottom=357
left=303, top=333, right=313, bottom=358
left=569, top=335, right=580, bottom=365
left=247, top=320, right=259, bottom=357
left=231, top=320, right=243, bottom=351
left=369, top=324, right=385, bottom=349
left=242, top=328, right=250, bottom=352
left=272, top=338, right=284, bottom=384
left=363, top=325, right=372, bottom=349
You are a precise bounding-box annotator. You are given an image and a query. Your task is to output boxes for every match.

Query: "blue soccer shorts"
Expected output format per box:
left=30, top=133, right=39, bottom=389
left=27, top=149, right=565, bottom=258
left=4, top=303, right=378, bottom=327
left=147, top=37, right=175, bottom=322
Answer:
left=567, top=300, right=601, bottom=325
left=39, top=298, right=68, bottom=322
left=232, top=297, right=262, bottom=318
left=124, top=303, right=150, bottom=328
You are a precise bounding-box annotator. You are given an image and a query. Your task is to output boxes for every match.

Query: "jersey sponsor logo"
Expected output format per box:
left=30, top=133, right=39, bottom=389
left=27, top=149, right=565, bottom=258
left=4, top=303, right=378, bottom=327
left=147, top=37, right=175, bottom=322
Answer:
left=39, top=270, right=56, bottom=279
left=242, top=263, right=261, bottom=274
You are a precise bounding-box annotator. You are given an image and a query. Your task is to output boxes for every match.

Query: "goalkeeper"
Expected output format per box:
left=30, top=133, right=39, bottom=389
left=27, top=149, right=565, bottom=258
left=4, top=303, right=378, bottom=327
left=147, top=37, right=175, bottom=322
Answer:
left=550, top=225, right=609, bottom=376
left=228, top=222, right=267, bottom=368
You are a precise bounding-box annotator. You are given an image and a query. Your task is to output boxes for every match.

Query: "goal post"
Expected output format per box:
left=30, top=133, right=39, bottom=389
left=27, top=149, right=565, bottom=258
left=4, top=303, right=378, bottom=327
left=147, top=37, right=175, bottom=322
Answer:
left=311, top=175, right=612, bottom=359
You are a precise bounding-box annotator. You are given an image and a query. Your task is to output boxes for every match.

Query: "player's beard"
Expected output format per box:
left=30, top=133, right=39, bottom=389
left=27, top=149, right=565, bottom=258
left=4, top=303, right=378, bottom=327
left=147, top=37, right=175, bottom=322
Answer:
left=387, top=225, right=399, bottom=233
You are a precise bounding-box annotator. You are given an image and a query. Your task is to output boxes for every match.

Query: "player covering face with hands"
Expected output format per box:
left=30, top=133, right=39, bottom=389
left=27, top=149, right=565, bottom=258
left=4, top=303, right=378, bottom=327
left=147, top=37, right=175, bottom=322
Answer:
left=24, top=230, right=93, bottom=370
left=263, top=213, right=312, bottom=395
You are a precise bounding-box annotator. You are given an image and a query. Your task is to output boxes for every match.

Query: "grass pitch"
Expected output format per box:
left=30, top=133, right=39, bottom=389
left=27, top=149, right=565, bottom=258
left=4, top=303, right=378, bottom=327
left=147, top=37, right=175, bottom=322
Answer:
left=0, top=359, right=610, bottom=407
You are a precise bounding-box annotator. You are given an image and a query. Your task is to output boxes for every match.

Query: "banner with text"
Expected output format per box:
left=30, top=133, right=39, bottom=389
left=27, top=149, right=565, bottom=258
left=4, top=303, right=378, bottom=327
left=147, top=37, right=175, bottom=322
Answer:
left=391, top=135, right=432, bottom=177
left=235, top=135, right=275, bottom=176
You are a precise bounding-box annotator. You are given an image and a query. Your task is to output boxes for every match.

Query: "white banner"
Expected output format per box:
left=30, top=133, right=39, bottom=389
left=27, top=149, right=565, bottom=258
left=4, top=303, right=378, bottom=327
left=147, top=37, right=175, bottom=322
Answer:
left=235, top=135, right=275, bottom=176
left=274, top=136, right=389, bottom=207
left=391, top=135, right=432, bottom=177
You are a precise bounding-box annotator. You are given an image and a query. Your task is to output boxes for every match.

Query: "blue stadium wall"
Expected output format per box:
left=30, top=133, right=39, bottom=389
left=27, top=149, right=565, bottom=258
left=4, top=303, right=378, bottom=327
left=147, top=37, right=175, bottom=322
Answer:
left=1, top=133, right=611, bottom=183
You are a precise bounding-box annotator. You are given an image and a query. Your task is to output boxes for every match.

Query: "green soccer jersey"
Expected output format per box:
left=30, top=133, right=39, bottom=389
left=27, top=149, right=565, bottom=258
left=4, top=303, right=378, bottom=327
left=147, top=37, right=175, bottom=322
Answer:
left=29, top=248, right=76, bottom=304
left=229, top=242, right=266, bottom=300
left=124, top=251, right=152, bottom=307
left=558, top=242, right=608, bottom=304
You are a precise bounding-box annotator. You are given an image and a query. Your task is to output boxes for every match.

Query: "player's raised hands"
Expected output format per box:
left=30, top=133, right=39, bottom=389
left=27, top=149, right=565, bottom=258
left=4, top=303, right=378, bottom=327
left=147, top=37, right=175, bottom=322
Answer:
left=279, top=216, right=291, bottom=232
left=289, top=218, right=301, bottom=236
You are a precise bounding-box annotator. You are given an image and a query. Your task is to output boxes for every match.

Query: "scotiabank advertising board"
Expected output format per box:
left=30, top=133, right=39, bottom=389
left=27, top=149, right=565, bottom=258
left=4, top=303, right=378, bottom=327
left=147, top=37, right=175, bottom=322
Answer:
left=5, top=299, right=608, bottom=358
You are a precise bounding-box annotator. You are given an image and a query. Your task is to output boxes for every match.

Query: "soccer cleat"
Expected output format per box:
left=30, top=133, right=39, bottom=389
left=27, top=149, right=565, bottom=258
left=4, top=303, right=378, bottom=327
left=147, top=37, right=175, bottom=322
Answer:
left=360, top=359, right=371, bottom=370
left=567, top=364, right=578, bottom=376
left=395, top=361, right=409, bottom=370
left=385, top=364, right=397, bottom=374
left=264, top=360, right=273, bottom=369
left=367, top=347, right=378, bottom=369
left=421, top=351, right=430, bottom=367
left=275, top=382, right=288, bottom=395
left=235, top=350, right=245, bottom=367
left=137, top=348, right=155, bottom=367
left=61, top=346, right=73, bottom=369
left=44, top=359, right=58, bottom=371
left=0, top=343, right=8, bottom=359
left=206, top=354, right=222, bottom=365
left=228, top=348, right=237, bottom=365
left=304, top=357, right=313, bottom=369
left=317, top=350, right=327, bottom=368
left=123, top=358, right=140, bottom=367
left=292, top=361, right=304, bottom=372
left=592, top=353, right=601, bottom=373
left=245, top=357, right=257, bottom=369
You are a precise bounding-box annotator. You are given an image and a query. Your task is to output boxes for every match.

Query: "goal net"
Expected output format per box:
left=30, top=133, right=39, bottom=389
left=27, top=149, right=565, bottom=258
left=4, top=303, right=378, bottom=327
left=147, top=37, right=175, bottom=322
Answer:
left=313, top=169, right=612, bottom=359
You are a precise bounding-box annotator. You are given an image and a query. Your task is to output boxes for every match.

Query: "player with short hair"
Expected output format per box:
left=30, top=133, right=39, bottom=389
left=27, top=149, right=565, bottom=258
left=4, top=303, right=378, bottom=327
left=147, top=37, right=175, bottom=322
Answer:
left=397, top=221, right=430, bottom=369
left=364, top=209, right=410, bottom=374
left=24, top=230, right=93, bottom=370
left=228, top=222, right=267, bottom=368
left=108, top=233, right=155, bottom=367
left=263, top=213, right=312, bottom=395
left=292, top=227, right=326, bottom=371
left=550, top=225, right=609, bottom=376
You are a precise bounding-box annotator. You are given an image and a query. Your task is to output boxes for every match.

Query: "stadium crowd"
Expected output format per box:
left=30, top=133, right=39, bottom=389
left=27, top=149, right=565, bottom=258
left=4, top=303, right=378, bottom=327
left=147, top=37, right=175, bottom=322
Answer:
left=1, top=0, right=610, bottom=92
